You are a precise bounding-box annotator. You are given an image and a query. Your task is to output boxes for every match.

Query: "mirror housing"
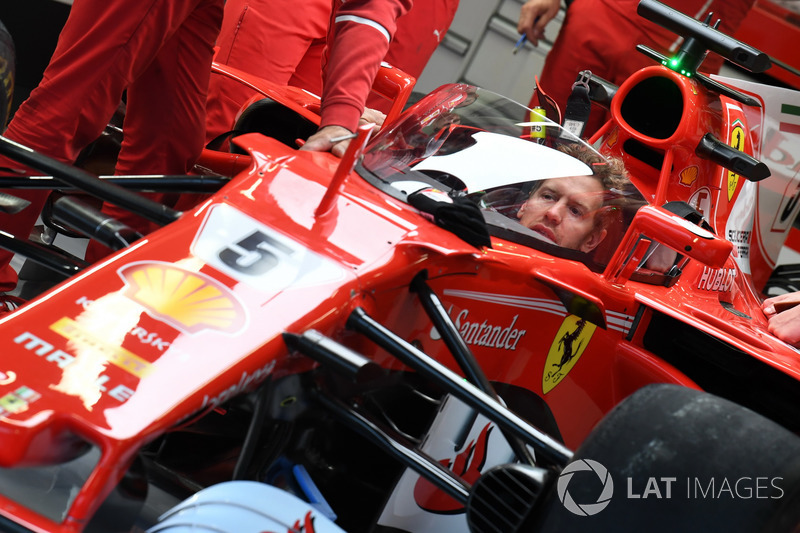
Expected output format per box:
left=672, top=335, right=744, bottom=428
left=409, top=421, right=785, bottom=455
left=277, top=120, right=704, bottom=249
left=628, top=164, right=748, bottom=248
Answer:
left=604, top=204, right=733, bottom=285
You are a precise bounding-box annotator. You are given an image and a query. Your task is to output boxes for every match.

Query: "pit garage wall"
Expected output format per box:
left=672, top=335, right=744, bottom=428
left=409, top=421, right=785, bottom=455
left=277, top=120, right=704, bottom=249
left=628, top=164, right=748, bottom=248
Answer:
left=415, top=0, right=564, bottom=106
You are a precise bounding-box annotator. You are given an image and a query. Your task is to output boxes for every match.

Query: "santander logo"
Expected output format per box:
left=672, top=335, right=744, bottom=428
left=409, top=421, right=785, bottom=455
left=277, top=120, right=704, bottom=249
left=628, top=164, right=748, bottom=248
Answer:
left=413, top=423, right=494, bottom=513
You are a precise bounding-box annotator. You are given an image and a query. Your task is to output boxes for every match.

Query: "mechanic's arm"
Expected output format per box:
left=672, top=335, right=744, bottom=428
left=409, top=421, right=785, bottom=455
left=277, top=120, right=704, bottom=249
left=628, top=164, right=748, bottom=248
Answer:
left=517, top=0, right=562, bottom=46
left=301, top=0, right=411, bottom=157
left=762, top=292, right=800, bottom=347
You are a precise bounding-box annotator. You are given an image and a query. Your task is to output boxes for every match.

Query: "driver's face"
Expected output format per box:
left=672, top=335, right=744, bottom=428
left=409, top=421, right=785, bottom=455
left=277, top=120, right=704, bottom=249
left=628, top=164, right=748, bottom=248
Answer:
left=516, top=176, right=607, bottom=252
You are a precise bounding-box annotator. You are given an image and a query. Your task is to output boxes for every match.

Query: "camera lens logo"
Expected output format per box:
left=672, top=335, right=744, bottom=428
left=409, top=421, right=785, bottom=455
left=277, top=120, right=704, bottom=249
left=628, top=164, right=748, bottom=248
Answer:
left=557, top=459, right=614, bottom=516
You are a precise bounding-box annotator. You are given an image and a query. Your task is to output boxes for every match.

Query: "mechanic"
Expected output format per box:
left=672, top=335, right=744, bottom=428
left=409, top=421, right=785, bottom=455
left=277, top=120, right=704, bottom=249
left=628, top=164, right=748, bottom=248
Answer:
left=516, top=0, right=756, bottom=137
left=90, top=0, right=416, bottom=262
left=761, top=293, right=800, bottom=347
left=0, top=0, right=225, bottom=313
left=516, top=144, right=628, bottom=253
left=205, top=0, right=460, bottom=157
left=82, top=0, right=450, bottom=267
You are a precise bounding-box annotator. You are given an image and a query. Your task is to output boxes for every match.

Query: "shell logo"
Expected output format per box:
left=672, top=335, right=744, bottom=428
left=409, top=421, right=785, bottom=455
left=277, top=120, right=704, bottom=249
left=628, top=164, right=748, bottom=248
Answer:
left=605, top=127, right=619, bottom=149
left=119, top=262, right=246, bottom=335
left=679, top=165, right=698, bottom=186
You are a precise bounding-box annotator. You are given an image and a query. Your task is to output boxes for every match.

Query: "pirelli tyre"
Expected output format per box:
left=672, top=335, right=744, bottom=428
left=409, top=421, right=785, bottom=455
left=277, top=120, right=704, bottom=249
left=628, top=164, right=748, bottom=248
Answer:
left=523, top=384, right=800, bottom=533
left=0, top=19, right=14, bottom=130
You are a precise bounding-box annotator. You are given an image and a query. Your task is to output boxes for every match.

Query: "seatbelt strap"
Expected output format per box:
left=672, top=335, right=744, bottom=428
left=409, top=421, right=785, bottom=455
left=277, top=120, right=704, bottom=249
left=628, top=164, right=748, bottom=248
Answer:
left=561, top=70, right=592, bottom=140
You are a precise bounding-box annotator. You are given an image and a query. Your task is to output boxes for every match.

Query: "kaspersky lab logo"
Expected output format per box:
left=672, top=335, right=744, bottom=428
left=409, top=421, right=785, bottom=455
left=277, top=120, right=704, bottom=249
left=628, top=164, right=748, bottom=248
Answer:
left=557, top=459, right=614, bottom=516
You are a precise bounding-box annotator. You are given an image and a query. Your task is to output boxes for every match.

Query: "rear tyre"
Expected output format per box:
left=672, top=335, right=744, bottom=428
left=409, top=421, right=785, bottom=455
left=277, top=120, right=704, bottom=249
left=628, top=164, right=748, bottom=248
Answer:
left=0, top=19, right=14, bottom=130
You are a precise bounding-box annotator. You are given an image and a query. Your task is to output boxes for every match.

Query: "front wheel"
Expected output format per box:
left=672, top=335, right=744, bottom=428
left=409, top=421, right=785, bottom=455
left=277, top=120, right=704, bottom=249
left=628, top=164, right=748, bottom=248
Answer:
left=526, top=384, right=800, bottom=533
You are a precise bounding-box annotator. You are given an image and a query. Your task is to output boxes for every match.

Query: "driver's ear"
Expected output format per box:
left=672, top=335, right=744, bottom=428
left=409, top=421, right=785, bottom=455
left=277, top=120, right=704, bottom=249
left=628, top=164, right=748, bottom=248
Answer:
left=580, top=228, right=607, bottom=253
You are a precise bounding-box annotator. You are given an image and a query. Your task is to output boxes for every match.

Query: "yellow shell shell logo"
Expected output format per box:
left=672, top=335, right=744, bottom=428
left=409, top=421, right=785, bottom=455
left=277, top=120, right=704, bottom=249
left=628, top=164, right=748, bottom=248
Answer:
left=119, top=262, right=246, bottom=335
left=542, top=315, right=596, bottom=394
left=727, top=124, right=746, bottom=202
left=605, top=128, right=619, bottom=149
left=679, top=166, right=698, bottom=186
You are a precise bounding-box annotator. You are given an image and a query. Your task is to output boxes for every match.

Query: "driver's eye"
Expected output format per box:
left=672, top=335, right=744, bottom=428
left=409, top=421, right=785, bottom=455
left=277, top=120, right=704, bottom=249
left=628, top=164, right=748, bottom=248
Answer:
left=539, top=191, right=557, bottom=201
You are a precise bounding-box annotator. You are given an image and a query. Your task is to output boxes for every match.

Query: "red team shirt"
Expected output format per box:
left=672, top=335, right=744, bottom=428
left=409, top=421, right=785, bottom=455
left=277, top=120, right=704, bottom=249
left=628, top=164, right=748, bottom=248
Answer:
left=205, top=0, right=459, bottom=140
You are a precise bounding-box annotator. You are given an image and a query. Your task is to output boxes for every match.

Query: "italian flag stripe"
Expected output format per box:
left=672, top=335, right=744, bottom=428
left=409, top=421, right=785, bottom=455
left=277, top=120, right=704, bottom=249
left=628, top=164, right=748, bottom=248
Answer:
left=780, top=123, right=800, bottom=134
left=783, top=103, right=800, bottom=116
left=780, top=104, right=800, bottom=134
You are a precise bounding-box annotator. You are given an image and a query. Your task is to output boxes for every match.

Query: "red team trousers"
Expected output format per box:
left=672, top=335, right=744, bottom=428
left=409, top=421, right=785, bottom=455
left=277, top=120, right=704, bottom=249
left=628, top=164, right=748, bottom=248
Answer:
left=0, top=0, right=224, bottom=291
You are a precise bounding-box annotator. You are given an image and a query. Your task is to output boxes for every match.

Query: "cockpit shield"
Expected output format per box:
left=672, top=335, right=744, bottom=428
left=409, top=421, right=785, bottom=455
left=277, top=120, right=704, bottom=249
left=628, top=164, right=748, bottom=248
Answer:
left=358, top=83, right=647, bottom=270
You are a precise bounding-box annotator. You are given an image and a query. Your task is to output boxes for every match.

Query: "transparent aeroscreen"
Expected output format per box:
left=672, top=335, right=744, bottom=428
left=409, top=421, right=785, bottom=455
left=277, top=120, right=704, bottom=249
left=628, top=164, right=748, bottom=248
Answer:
left=359, top=83, right=647, bottom=270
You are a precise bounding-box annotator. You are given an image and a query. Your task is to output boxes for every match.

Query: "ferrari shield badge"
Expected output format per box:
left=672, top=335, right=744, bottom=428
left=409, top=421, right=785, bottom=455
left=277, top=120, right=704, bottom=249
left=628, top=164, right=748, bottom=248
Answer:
left=727, top=121, right=746, bottom=201
left=543, top=315, right=596, bottom=394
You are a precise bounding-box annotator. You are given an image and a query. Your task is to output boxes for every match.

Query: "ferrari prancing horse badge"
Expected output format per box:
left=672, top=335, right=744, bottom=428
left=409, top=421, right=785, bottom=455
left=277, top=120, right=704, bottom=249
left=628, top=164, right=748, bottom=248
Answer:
left=543, top=315, right=596, bottom=394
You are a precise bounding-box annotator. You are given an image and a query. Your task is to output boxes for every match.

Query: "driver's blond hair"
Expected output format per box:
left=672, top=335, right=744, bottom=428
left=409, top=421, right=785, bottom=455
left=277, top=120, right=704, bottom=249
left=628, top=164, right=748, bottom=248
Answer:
left=557, top=143, right=629, bottom=195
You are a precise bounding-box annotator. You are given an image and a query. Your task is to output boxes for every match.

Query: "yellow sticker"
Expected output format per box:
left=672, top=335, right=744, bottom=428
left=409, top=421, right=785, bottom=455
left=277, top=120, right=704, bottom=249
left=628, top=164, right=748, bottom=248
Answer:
left=542, top=315, right=596, bottom=394
left=51, top=317, right=153, bottom=378
left=727, top=124, right=745, bottom=201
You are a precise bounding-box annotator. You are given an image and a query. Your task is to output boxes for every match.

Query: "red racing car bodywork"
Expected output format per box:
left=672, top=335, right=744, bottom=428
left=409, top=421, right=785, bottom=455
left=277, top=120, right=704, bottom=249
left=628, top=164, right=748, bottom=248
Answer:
left=0, top=1, right=799, bottom=532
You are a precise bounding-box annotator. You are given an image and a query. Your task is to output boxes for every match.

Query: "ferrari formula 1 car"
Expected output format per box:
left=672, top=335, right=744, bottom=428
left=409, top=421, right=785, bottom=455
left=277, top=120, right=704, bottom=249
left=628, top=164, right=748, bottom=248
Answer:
left=0, top=1, right=799, bottom=532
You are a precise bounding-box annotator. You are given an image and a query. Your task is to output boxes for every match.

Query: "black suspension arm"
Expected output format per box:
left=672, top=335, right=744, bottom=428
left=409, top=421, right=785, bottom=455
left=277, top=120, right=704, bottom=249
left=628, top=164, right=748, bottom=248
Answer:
left=410, top=271, right=537, bottom=467
left=315, top=392, right=471, bottom=504
left=0, top=135, right=181, bottom=225
left=347, top=307, right=573, bottom=467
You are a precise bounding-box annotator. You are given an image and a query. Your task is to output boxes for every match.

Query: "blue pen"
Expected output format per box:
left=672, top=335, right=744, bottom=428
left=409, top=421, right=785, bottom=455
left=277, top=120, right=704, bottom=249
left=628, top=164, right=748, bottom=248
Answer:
left=512, top=34, right=527, bottom=54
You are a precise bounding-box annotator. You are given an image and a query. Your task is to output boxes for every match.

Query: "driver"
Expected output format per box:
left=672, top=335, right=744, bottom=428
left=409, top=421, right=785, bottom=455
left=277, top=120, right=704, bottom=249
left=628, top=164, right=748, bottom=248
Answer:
left=516, top=144, right=629, bottom=253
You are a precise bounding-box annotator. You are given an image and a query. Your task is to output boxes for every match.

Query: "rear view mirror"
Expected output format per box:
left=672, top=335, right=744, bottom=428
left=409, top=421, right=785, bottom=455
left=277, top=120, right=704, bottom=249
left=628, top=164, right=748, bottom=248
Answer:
left=604, top=204, right=733, bottom=285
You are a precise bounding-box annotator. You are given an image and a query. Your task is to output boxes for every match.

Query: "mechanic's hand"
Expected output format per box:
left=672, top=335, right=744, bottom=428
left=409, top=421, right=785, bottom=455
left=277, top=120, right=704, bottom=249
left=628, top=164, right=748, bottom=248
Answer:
left=300, top=109, right=385, bottom=158
left=762, top=291, right=800, bottom=346
left=301, top=125, right=354, bottom=158
left=360, top=107, right=386, bottom=129
left=642, top=244, right=678, bottom=273
left=517, top=0, right=562, bottom=46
